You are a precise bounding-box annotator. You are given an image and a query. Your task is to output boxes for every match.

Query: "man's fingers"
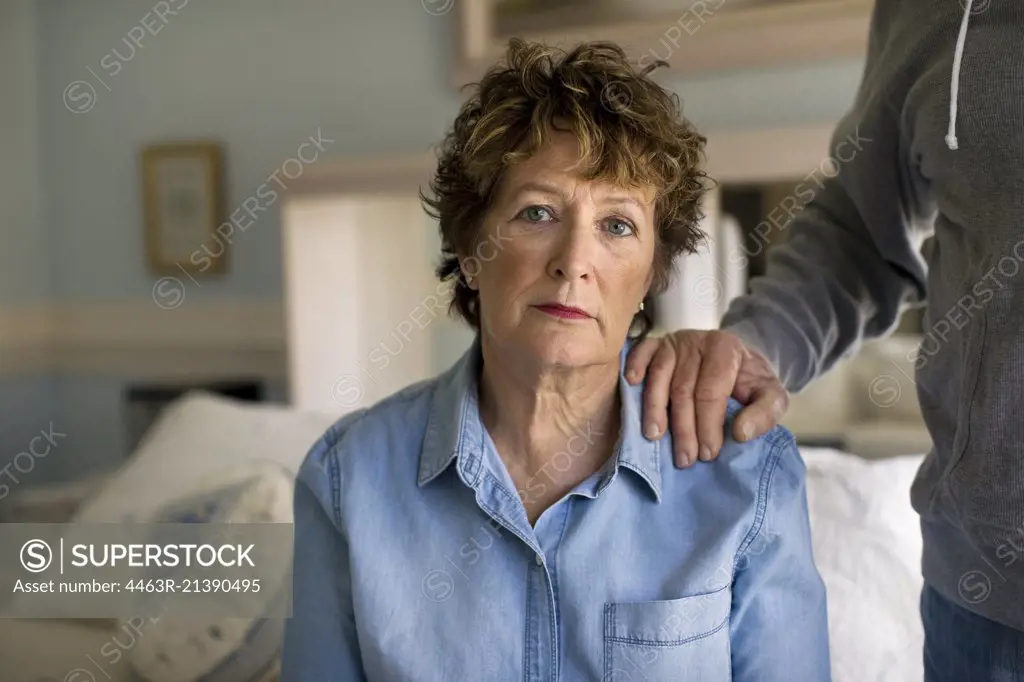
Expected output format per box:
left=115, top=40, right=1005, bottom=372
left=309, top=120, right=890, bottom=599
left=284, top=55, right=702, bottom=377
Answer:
left=625, top=336, right=662, bottom=384
left=694, top=336, right=743, bottom=460
left=668, top=344, right=700, bottom=468
left=733, top=388, right=788, bottom=442
left=640, top=338, right=676, bottom=440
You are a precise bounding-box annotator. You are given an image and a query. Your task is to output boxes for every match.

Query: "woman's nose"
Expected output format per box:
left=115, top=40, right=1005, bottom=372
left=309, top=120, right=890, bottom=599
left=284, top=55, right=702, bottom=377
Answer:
left=548, top=220, right=595, bottom=281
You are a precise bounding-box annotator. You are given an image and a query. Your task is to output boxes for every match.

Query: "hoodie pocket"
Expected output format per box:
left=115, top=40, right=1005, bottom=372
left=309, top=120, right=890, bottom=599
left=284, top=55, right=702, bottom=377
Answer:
left=945, top=308, right=985, bottom=475
left=946, top=290, right=1024, bottom=544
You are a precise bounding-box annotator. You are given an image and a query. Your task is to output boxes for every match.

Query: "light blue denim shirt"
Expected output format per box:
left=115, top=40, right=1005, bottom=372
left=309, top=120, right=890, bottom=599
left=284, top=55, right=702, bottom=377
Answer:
left=282, top=337, right=831, bottom=681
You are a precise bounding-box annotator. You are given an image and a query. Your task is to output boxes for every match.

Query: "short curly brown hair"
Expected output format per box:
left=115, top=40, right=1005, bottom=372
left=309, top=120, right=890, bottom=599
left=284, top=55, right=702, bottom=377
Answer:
left=420, top=38, right=711, bottom=338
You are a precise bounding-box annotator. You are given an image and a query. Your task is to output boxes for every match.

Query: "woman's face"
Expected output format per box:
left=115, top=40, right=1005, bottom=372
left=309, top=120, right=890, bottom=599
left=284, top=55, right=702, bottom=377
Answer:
left=465, top=132, right=657, bottom=369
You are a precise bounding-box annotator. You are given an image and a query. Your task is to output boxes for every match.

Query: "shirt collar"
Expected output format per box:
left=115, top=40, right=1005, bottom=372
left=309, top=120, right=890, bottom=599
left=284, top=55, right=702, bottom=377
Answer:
left=418, top=335, right=662, bottom=502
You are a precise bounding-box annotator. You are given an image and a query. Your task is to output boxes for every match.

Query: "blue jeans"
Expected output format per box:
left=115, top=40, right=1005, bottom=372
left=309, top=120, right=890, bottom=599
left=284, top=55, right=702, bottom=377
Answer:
left=921, top=583, right=1024, bottom=682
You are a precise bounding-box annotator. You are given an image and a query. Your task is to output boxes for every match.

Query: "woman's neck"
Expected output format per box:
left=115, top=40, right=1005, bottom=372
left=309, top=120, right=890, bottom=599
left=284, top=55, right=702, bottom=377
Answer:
left=477, top=335, right=622, bottom=520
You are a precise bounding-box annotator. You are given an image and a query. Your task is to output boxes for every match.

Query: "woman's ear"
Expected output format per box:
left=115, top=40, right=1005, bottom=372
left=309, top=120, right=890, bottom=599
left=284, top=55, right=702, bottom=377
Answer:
left=458, top=258, right=479, bottom=290
left=643, top=269, right=655, bottom=295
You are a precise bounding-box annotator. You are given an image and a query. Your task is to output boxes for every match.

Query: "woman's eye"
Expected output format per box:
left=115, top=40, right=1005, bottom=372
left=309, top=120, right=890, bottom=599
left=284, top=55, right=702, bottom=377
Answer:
left=605, top=218, right=635, bottom=237
left=518, top=206, right=554, bottom=222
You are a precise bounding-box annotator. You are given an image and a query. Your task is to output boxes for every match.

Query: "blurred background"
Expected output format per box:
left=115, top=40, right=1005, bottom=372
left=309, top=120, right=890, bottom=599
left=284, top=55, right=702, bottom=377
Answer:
left=1, top=0, right=933, bottom=511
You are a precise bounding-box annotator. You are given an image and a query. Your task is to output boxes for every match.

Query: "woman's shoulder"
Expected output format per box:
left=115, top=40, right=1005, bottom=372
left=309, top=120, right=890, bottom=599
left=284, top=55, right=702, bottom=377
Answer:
left=714, top=400, right=811, bottom=553
left=619, top=371, right=804, bottom=498
left=686, top=400, right=809, bottom=558
left=296, top=376, right=441, bottom=491
left=297, top=346, right=480, bottom=509
left=719, top=397, right=805, bottom=488
left=651, top=396, right=806, bottom=521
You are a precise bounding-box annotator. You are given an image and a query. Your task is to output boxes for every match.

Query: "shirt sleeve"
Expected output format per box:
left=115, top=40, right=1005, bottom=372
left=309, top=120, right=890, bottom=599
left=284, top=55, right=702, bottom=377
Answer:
left=281, top=439, right=367, bottom=682
left=719, top=2, right=930, bottom=393
left=729, top=434, right=831, bottom=681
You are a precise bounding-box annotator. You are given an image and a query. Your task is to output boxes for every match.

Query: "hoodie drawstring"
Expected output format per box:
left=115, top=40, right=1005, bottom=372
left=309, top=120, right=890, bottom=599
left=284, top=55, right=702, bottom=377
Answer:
left=946, top=0, right=974, bottom=150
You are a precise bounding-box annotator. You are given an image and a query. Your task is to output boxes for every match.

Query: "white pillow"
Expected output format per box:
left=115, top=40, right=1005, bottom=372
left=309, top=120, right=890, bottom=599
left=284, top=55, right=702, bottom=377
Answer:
left=74, top=391, right=338, bottom=523
left=801, top=447, right=925, bottom=682
left=126, top=460, right=294, bottom=682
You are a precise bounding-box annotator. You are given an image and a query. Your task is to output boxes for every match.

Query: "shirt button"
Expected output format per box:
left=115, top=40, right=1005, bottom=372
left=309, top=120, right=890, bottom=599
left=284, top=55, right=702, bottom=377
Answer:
left=535, top=554, right=543, bottom=566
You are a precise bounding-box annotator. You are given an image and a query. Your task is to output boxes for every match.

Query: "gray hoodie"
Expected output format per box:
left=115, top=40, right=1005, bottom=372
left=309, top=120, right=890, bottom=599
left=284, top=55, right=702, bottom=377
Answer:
left=720, top=0, right=1024, bottom=629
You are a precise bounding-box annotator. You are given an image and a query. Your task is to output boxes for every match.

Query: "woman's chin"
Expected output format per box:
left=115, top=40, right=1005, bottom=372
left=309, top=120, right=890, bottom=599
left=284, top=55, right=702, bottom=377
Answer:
left=521, top=329, right=605, bottom=368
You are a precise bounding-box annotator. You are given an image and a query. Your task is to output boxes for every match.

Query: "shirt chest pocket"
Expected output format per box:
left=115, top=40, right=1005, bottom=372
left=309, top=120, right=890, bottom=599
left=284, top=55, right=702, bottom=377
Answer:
left=604, top=585, right=732, bottom=682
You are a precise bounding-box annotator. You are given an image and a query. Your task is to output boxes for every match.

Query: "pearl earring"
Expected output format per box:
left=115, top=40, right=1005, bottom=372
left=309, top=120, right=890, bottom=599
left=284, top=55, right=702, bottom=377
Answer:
left=638, top=301, right=645, bottom=312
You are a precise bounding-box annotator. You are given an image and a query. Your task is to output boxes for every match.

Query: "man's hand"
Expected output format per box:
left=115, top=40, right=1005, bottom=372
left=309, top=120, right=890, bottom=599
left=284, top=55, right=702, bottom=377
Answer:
left=625, top=330, right=788, bottom=468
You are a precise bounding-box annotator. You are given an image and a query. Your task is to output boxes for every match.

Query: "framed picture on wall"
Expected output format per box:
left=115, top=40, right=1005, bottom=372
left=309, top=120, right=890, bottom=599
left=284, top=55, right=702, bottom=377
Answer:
left=141, top=141, right=227, bottom=275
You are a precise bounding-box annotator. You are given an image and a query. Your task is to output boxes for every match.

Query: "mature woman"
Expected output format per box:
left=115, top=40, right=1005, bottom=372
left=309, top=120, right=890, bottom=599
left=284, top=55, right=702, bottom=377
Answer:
left=282, top=39, right=829, bottom=681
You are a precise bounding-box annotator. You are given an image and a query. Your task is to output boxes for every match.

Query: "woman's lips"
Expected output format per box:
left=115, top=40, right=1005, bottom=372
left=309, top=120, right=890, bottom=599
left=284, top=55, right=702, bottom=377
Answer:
left=533, top=304, right=592, bottom=320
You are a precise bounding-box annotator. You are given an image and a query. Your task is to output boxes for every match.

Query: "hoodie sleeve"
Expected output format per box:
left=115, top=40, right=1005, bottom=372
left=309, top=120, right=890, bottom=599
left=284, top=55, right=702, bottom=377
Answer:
left=719, top=3, right=931, bottom=393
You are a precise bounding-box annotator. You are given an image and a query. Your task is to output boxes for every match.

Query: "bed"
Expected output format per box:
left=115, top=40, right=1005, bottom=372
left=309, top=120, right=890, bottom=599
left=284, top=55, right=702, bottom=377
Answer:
left=0, top=392, right=925, bottom=682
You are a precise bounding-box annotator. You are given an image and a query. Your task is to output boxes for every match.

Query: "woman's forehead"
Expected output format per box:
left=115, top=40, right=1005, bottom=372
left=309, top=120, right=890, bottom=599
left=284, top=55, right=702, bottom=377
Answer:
left=500, top=169, right=656, bottom=208
left=500, top=138, right=655, bottom=203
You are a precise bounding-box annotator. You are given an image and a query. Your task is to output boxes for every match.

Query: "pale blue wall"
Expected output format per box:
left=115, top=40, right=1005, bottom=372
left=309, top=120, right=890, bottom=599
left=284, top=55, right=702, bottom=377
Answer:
left=7, top=0, right=866, bottom=484
left=36, top=0, right=464, bottom=302
left=34, top=0, right=865, bottom=302
left=0, top=0, right=48, bottom=304
left=0, top=379, right=61, bottom=498
left=0, top=1, right=57, bottom=491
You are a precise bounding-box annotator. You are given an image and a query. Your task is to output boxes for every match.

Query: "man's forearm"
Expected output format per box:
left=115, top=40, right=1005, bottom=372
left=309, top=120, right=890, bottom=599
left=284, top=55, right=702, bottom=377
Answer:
left=720, top=190, right=924, bottom=394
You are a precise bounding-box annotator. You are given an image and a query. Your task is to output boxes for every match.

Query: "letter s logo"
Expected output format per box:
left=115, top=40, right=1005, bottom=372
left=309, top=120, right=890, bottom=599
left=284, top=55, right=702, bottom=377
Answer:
left=21, top=540, right=52, bottom=573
